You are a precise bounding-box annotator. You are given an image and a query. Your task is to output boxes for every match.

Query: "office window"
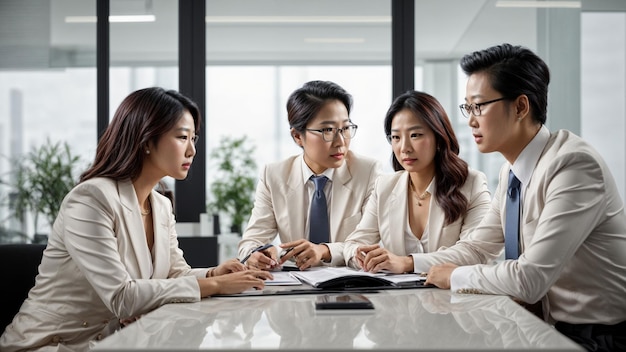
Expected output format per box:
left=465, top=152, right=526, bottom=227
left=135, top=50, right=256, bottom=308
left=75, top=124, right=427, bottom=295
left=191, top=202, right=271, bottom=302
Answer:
left=0, top=0, right=97, bottom=240
left=109, top=0, right=178, bottom=110
left=205, top=0, right=393, bottom=230
left=582, top=11, right=626, bottom=201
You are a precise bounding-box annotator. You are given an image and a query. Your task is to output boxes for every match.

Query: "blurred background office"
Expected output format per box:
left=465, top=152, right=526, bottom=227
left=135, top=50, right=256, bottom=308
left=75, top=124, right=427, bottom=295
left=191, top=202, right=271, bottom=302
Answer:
left=0, top=0, right=624, bottom=242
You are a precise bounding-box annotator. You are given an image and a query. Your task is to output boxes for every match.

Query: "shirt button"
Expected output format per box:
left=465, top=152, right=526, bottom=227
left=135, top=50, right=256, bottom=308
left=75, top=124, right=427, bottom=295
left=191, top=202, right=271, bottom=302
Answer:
left=82, top=321, right=89, bottom=327
left=97, top=334, right=104, bottom=340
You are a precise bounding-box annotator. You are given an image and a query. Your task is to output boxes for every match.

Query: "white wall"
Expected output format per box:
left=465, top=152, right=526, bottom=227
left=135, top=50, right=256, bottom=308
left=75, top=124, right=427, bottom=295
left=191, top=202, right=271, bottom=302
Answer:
left=581, top=12, right=626, bottom=202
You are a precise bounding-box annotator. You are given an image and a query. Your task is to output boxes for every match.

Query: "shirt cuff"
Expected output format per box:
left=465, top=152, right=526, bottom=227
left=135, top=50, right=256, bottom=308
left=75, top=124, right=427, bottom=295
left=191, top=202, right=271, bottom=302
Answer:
left=411, top=253, right=431, bottom=273
left=450, top=265, right=474, bottom=293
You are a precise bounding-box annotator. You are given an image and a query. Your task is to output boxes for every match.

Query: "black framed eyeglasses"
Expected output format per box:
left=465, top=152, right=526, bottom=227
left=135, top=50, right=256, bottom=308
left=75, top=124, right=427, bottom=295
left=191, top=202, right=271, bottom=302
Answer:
left=459, top=97, right=510, bottom=118
left=306, top=124, right=358, bottom=142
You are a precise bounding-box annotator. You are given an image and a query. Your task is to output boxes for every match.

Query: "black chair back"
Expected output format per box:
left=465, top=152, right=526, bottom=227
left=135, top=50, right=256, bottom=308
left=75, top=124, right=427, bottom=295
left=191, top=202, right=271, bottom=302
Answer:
left=177, top=236, right=218, bottom=268
left=0, top=243, right=46, bottom=334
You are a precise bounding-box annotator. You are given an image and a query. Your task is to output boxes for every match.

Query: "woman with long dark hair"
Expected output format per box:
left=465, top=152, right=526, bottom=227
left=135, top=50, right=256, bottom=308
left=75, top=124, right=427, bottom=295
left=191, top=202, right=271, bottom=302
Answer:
left=343, top=90, right=490, bottom=273
left=1, top=87, right=271, bottom=352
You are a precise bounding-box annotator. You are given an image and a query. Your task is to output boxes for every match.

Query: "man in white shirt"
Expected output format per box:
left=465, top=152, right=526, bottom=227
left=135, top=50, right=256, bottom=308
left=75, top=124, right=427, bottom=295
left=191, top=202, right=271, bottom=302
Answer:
left=415, top=43, right=626, bottom=351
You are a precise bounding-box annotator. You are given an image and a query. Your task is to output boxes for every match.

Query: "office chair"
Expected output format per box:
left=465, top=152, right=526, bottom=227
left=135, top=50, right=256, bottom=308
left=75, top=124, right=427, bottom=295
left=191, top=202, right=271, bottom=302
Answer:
left=0, top=243, right=46, bottom=334
left=177, top=236, right=218, bottom=268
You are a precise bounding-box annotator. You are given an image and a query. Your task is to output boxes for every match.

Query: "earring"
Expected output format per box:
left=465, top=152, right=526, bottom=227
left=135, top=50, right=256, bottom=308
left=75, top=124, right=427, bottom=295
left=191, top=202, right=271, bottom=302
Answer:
left=145, top=150, right=150, bottom=154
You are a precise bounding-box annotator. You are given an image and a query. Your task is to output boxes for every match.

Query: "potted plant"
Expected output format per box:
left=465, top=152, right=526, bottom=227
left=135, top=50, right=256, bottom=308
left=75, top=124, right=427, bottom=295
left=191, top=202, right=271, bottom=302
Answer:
left=208, top=135, right=257, bottom=235
left=12, top=138, right=82, bottom=242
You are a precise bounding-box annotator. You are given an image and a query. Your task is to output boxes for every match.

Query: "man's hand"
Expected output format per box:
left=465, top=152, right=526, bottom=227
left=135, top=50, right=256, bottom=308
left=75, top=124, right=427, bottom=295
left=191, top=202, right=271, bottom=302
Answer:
left=279, top=239, right=330, bottom=270
left=245, top=247, right=279, bottom=271
left=424, top=263, right=458, bottom=289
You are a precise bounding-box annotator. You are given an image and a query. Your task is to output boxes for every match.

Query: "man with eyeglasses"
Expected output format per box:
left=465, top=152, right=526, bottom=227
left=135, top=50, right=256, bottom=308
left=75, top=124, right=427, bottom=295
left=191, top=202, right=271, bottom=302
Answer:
left=237, top=80, right=382, bottom=271
left=413, top=43, right=626, bottom=351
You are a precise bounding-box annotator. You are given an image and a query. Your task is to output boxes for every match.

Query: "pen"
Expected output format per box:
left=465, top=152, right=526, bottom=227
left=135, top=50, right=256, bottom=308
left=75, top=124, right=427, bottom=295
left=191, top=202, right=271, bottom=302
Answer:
left=280, top=247, right=295, bottom=259
left=240, top=243, right=273, bottom=264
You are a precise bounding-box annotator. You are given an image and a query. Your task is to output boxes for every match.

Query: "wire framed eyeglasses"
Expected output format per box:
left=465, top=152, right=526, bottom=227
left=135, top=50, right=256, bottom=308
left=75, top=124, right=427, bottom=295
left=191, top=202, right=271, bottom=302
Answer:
left=305, top=124, right=358, bottom=142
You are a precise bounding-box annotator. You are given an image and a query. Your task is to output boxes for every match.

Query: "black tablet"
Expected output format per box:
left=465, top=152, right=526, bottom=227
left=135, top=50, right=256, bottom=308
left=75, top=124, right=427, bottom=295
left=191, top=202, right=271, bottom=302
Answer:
left=315, top=293, right=374, bottom=310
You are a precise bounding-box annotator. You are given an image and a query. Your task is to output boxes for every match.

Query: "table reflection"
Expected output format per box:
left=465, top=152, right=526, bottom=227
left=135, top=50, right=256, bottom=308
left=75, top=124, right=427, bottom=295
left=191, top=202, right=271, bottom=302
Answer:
left=265, top=298, right=365, bottom=349
left=93, top=289, right=581, bottom=351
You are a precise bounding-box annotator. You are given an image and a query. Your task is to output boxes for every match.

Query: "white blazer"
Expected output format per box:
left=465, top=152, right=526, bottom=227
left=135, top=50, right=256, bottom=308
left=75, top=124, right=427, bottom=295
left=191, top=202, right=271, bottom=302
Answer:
left=0, top=178, right=208, bottom=352
left=413, top=130, right=626, bottom=325
left=238, top=150, right=382, bottom=266
left=343, top=169, right=491, bottom=267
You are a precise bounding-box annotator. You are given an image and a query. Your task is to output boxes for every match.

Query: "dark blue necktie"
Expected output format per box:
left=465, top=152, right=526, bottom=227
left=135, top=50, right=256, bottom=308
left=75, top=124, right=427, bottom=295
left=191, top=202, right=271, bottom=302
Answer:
left=309, top=175, right=329, bottom=244
left=505, top=170, right=521, bottom=259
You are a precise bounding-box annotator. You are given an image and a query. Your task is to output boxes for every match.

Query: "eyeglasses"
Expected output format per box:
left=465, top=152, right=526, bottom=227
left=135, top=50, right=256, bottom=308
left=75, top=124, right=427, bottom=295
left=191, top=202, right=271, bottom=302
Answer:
left=459, top=97, right=509, bottom=119
left=306, top=124, right=358, bottom=142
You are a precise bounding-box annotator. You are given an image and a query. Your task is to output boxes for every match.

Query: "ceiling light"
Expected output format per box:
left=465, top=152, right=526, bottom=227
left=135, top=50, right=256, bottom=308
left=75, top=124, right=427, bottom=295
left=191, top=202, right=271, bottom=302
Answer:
left=205, top=16, right=390, bottom=24
left=495, top=1, right=581, bottom=8
left=65, top=15, right=156, bottom=23
left=304, top=38, right=365, bottom=44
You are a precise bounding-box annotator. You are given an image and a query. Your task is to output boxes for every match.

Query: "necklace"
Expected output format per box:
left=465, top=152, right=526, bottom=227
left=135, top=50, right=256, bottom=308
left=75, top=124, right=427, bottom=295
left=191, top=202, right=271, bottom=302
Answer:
left=409, top=181, right=430, bottom=207
left=141, top=199, right=151, bottom=216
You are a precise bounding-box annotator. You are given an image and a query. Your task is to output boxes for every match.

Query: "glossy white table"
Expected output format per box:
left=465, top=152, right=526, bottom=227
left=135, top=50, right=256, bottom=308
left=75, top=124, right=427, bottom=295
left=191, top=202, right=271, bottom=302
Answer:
left=92, top=288, right=582, bottom=351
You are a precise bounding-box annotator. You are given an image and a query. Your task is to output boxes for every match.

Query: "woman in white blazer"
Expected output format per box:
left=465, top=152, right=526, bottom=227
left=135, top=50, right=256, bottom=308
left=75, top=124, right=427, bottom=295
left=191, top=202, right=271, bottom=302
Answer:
left=0, top=87, right=271, bottom=352
left=238, top=81, right=382, bottom=270
left=343, top=90, right=491, bottom=274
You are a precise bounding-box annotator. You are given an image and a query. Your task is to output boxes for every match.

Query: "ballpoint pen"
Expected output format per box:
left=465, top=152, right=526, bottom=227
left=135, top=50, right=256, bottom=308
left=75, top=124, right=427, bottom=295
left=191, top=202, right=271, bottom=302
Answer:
left=240, top=243, right=274, bottom=264
left=279, top=247, right=295, bottom=260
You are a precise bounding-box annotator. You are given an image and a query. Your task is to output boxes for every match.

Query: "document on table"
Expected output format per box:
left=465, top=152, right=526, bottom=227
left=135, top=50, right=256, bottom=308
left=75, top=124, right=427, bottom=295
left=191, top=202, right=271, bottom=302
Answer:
left=290, top=267, right=426, bottom=289
left=264, top=271, right=302, bottom=286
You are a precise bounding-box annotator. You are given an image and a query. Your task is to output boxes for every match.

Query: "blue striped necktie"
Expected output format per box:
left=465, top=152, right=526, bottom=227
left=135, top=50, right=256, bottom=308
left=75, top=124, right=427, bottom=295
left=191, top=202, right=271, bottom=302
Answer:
left=505, top=170, right=521, bottom=259
left=309, top=175, right=329, bottom=244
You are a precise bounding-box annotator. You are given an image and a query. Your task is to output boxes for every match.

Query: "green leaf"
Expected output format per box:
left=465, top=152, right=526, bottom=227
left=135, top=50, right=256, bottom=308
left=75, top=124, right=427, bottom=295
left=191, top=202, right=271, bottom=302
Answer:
left=208, top=135, right=257, bottom=233
left=9, top=138, right=82, bottom=232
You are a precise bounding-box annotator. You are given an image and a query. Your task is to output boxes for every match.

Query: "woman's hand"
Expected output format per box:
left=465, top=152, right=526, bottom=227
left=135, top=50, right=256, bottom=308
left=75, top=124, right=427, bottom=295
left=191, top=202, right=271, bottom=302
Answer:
left=212, top=258, right=247, bottom=276
left=278, top=239, right=330, bottom=270
left=199, top=269, right=273, bottom=297
left=360, top=246, right=413, bottom=274
left=354, top=244, right=380, bottom=269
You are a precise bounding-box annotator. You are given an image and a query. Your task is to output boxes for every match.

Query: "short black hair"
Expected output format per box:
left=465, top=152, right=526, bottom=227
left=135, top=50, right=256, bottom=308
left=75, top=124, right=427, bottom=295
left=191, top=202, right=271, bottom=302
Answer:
left=286, top=80, right=353, bottom=132
left=460, top=43, right=550, bottom=125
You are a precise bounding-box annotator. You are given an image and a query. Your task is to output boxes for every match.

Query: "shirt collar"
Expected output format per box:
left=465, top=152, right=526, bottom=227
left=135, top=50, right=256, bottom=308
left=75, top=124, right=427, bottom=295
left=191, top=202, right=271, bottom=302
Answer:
left=300, top=154, right=334, bottom=183
left=510, top=125, right=550, bottom=186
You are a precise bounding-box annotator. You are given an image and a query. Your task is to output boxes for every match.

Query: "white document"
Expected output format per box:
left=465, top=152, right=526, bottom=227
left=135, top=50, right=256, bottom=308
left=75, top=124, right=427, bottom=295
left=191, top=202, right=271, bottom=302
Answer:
left=264, top=271, right=302, bottom=286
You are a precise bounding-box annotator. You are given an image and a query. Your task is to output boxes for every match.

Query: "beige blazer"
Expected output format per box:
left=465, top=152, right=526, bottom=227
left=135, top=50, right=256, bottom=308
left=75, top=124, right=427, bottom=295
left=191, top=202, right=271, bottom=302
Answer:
left=238, top=150, right=382, bottom=266
left=343, top=169, right=491, bottom=267
left=0, top=178, right=208, bottom=352
left=413, top=130, right=626, bottom=324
